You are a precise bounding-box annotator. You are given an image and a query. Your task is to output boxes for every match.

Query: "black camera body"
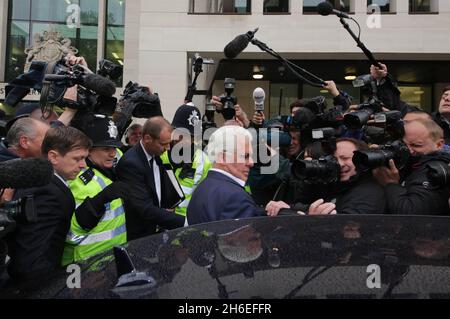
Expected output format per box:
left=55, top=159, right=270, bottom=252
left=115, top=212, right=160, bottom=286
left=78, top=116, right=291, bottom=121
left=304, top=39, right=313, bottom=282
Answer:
left=98, top=59, right=123, bottom=81
left=364, top=110, right=405, bottom=145
left=292, top=155, right=341, bottom=185
left=219, top=78, right=237, bottom=121
left=113, top=81, right=163, bottom=138
left=202, top=102, right=218, bottom=132
left=344, top=98, right=384, bottom=129
left=0, top=196, right=36, bottom=240
left=42, top=59, right=118, bottom=116
left=352, top=140, right=410, bottom=171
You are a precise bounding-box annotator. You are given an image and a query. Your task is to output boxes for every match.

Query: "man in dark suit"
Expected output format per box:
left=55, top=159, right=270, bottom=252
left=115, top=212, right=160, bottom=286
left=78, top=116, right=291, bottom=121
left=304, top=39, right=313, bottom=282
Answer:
left=117, top=117, right=185, bottom=240
left=187, top=126, right=261, bottom=225
left=7, top=126, right=92, bottom=287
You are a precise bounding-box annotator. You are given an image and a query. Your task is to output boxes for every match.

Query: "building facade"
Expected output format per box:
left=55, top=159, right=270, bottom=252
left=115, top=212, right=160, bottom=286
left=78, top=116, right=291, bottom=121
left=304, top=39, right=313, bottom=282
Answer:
left=1, top=0, right=450, bottom=120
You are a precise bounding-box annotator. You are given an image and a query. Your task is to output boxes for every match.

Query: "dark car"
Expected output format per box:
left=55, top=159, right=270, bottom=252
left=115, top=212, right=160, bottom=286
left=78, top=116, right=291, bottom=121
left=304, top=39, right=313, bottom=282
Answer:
left=3, top=215, right=450, bottom=299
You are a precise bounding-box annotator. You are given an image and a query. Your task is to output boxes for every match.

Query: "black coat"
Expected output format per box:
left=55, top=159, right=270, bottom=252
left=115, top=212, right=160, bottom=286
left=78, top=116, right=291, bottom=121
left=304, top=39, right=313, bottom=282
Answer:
left=334, top=175, right=386, bottom=215
left=384, top=151, right=450, bottom=216
left=116, top=144, right=185, bottom=241
left=0, top=141, right=19, bottom=162
left=7, top=175, right=75, bottom=283
left=432, top=112, right=450, bottom=145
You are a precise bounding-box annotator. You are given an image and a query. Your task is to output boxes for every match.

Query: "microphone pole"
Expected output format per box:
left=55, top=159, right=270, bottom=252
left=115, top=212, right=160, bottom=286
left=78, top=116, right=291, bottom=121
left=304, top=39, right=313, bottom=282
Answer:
left=338, top=17, right=382, bottom=68
left=185, top=56, right=204, bottom=103
left=250, top=38, right=327, bottom=88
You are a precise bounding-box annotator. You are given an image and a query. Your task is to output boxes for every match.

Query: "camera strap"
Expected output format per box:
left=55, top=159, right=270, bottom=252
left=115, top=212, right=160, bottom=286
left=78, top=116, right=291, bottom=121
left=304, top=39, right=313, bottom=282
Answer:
left=39, top=61, right=59, bottom=112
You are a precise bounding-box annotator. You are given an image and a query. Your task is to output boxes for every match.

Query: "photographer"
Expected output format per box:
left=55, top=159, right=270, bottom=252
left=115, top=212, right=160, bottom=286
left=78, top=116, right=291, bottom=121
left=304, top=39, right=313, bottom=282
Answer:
left=121, top=123, right=143, bottom=153
left=332, top=138, right=386, bottom=214
left=369, top=63, right=411, bottom=116
left=373, top=118, right=450, bottom=215
left=0, top=118, right=50, bottom=203
left=210, top=96, right=250, bottom=128
left=7, top=126, right=91, bottom=286
left=432, top=86, right=450, bottom=144
left=266, top=138, right=385, bottom=215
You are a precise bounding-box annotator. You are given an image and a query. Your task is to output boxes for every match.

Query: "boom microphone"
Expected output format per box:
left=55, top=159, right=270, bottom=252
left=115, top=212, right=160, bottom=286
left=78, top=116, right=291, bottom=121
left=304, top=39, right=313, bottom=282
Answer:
left=83, top=73, right=117, bottom=96
left=317, top=1, right=350, bottom=19
left=0, top=158, right=54, bottom=189
left=224, top=28, right=259, bottom=59
left=45, top=73, right=116, bottom=96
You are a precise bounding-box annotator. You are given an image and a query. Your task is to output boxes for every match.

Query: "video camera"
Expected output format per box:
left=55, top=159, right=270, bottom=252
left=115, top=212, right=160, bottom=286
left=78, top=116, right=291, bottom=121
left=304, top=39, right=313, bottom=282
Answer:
left=98, top=59, right=123, bottom=81
left=291, top=127, right=339, bottom=185
left=292, top=155, right=341, bottom=186
left=344, top=74, right=386, bottom=129
left=0, top=196, right=37, bottom=241
left=219, top=78, right=238, bottom=121
left=202, top=102, right=217, bottom=132
left=352, top=140, right=410, bottom=172
left=113, top=81, right=163, bottom=138
left=40, top=58, right=119, bottom=116
left=363, top=110, right=405, bottom=145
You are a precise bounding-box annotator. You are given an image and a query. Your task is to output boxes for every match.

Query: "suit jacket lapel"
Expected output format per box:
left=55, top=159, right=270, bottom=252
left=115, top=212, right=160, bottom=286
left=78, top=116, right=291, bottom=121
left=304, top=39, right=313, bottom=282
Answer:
left=135, top=143, right=158, bottom=198
left=53, top=175, right=73, bottom=201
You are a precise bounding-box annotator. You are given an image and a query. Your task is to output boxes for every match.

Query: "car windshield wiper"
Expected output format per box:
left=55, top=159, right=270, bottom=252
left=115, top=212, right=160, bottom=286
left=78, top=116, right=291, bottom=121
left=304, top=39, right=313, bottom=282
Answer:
left=381, top=266, right=410, bottom=299
left=284, top=265, right=334, bottom=299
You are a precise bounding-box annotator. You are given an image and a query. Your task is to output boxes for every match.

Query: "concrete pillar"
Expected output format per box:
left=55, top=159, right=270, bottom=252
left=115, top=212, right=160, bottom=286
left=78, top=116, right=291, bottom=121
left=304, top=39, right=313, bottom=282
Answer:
left=0, top=0, right=9, bottom=82
left=97, top=0, right=107, bottom=67
left=123, top=0, right=141, bottom=93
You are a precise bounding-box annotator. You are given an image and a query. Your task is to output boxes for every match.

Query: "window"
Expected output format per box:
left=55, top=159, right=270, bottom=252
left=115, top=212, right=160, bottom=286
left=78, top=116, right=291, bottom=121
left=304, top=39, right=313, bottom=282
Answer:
left=189, top=0, right=251, bottom=14
left=398, top=86, right=433, bottom=112
left=105, top=0, right=125, bottom=85
left=269, top=83, right=299, bottom=119
left=6, top=0, right=99, bottom=82
left=264, top=0, right=289, bottom=14
left=367, top=0, right=391, bottom=13
left=409, top=0, right=437, bottom=13
left=303, top=0, right=350, bottom=14
left=303, top=83, right=360, bottom=110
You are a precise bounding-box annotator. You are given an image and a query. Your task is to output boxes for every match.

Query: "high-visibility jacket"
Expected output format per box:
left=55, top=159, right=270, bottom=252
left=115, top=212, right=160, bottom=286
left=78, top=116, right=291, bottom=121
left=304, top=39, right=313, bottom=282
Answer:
left=62, top=167, right=126, bottom=265
left=160, top=148, right=212, bottom=217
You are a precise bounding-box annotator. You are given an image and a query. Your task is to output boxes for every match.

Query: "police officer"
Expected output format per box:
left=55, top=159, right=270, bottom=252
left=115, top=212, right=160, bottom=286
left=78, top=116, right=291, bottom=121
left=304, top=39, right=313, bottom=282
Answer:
left=63, top=116, right=129, bottom=265
left=161, top=104, right=212, bottom=219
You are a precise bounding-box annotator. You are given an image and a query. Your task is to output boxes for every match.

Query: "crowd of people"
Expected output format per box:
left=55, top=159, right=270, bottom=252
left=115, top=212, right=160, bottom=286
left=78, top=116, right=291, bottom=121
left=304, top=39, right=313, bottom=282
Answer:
left=1, top=56, right=450, bottom=292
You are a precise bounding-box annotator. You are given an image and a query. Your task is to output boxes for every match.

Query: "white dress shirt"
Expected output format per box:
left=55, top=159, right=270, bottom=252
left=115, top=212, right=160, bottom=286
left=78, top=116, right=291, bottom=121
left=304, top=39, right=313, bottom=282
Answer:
left=54, top=172, right=69, bottom=188
left=210, top=168, right=246, bottom=188
left=140, top=140, right=161, bottom=206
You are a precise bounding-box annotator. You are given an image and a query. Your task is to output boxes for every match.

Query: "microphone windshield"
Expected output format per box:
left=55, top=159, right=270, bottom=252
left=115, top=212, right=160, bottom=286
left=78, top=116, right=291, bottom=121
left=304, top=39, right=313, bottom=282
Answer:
left=317, top=1, right=334, bottom=16
left=83, top=73, right=116, bottom=96
left=0, top=158, right=54, bottom=189
left=253, top=87, right=266, bottom=110
left=224, top=34, right=251, bottom=59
